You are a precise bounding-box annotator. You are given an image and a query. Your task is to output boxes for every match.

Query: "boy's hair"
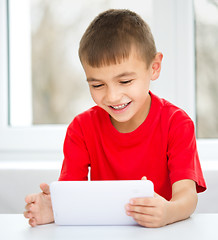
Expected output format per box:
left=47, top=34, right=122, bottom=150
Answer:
left=79, top=9, right=157, bottom=68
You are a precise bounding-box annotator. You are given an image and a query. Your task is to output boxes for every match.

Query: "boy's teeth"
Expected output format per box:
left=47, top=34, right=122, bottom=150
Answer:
left=111, top=103, right=129, bottom=110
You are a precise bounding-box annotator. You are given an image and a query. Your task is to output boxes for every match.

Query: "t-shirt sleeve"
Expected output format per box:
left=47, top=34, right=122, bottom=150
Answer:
left=58, top=117, right=90, bottom=181
left=167, top=115, right=206, bottom=193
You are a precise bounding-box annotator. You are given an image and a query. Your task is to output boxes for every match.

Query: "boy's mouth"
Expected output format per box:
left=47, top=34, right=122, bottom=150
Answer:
left=109, top=101, right=131, bottom=110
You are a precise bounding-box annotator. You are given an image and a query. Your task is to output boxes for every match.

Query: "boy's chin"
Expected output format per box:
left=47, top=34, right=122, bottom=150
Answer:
left=109, top=114, right=132, bottom=125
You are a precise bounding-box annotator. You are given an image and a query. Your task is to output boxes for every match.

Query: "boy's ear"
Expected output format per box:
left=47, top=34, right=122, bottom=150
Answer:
left=150, top=52, right=163, bottom=81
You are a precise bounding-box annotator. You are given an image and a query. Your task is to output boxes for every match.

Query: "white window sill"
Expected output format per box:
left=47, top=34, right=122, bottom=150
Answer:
left=0, top=160, right=62, bottom=170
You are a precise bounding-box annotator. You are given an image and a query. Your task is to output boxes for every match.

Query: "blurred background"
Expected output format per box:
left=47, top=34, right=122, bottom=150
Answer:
left=8, top=0, right=218, bottom=138
left=195, top=0, right=218, bottom=138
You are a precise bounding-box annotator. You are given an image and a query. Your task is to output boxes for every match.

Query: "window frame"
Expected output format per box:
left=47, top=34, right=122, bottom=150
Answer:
left=0, top=0, right=66, bottom=161
left=0, top=0, right=218, bottom=162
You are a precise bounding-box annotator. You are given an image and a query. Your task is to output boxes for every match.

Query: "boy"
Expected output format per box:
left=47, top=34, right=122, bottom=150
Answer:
left=24, top=9, right=206, bottom=228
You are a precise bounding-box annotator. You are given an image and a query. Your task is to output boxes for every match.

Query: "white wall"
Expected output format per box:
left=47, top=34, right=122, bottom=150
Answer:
left=195, top=168, right=218, bottom=213
left=0, top=163, right=60, bottom=214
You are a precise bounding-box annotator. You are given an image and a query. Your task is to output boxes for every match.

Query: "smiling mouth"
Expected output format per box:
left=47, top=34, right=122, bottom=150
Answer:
left=110, top=102, right=131, bottom=110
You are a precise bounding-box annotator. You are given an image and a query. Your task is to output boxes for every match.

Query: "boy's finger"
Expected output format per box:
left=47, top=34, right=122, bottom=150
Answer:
left=130, top=212, right=154, bottom=226
left=130, top=197, right=156, bottom=207
left=29, top=217, right=37, bottom=227
left=126, top=204, right=154, bottom=215
left=40, top=183, right=50, bottom=195
left=141, top=176, right=147, bottom=180
left=23, top=211, right=29, bottom=219
left=25, top=203, right=33, bottom=211
left=25, top=194, right=37, bottom=204
left=23, top=211, right=32, bottom=219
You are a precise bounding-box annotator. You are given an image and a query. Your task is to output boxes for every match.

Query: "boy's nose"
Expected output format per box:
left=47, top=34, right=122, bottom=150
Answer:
left=106, top=87, right=121, bottom=105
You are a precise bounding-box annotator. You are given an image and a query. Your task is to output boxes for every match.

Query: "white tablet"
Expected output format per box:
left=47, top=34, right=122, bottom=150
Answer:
left=50, top=180, right=154, bottom=226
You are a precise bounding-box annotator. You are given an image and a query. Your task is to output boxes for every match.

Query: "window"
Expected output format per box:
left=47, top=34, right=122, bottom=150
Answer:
left=0, top=0, right=218, bottom=162
left=194, top=0, right=218, bottom=138
left=194, top=0, right=218, bottom=161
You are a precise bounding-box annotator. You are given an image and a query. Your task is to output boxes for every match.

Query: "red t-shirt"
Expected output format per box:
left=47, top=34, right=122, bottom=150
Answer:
left=59, top=92, right=206, bottom=200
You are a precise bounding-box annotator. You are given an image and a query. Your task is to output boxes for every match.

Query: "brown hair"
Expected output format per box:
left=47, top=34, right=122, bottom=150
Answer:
left=79, top=9, right=157, bottom=68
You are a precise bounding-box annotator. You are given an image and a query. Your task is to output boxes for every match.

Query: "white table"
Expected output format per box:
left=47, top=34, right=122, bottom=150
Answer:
left=1, top=214, right=218, bottom=240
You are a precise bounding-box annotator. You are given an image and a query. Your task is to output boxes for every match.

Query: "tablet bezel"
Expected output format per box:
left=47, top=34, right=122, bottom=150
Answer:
left=50, top=180, right=154, bottom=226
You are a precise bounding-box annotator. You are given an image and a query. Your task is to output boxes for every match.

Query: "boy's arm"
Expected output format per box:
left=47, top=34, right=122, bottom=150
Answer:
left=125, top=179, right=198, bottom=228
left=167, top=179, right=198, bottom=224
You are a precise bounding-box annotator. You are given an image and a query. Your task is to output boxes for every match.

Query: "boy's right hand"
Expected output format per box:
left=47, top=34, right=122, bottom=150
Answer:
left=23, top=183, right=54, bottom=227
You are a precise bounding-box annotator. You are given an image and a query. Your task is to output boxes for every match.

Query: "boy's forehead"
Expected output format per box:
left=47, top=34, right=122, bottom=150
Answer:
left=83, top=50, right=147, bottom=79
left=84, top=63, right=137, bottom=82
left=86, top=71, right=137, bottom=82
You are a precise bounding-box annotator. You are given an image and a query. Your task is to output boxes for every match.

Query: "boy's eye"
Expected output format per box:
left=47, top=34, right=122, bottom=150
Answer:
left=92, top=84, right=104, bottom=88
left=120, top=80, right=132, bottom=84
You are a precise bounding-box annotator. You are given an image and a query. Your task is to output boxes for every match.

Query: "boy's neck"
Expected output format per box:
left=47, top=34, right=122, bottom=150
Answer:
left=110, top=94, right=151, bottom=133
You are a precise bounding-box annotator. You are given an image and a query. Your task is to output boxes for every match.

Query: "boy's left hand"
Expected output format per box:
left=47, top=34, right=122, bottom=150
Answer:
left=125, top=176, right=170, bottom=228
left=125, top=192, right=170, bottom=228
left=126, top=176, right=198, bottom=228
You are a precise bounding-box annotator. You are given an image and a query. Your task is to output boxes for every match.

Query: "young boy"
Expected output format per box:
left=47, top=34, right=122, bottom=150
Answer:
left=24, top=9, right=206, bottom=228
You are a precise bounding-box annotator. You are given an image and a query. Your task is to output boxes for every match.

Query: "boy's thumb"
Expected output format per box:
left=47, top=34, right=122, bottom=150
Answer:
left=40, top=183, right=50, bottom=195
left=141, top=176, right=147, bottom=180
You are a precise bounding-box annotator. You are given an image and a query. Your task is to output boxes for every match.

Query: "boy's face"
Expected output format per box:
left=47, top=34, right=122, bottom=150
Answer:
left=83, top=50, right=162, bottom=132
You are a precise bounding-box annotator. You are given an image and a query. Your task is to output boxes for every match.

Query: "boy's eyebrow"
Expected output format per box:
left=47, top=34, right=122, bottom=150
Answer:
left=86, top=72, right=137, bottom=82
left=87, top=78, right=101, bottom=82
left=114, top=72, right=137, bottom=79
